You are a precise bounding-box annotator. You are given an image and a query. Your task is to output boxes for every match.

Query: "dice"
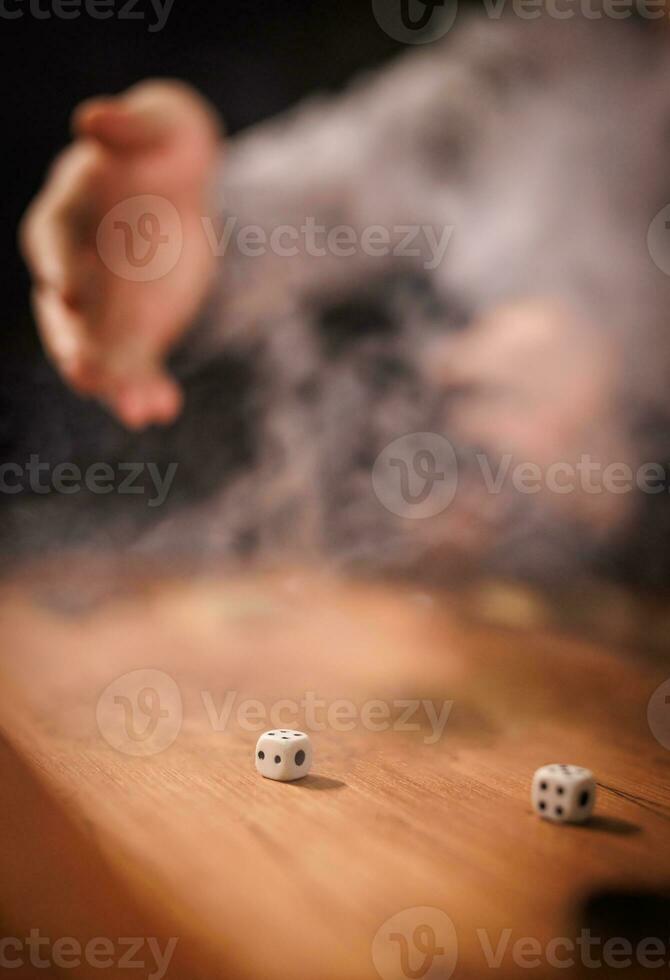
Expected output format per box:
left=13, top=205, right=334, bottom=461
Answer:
left=532, top=764, right=596, bottom=823
left=255, top=730, right=312, bottom=781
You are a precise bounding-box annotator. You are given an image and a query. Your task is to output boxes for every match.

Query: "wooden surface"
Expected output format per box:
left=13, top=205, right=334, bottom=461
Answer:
left=0, top=566, right=669, bottom=979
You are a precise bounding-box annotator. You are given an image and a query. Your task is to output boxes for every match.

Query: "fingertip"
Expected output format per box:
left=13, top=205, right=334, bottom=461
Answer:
left=150, top=375, right=183, bottom=424
left=73, top=98, right=147, bottom=154
left=78, top=110, right=134, bottom=150
left=111, top=374, right=182, bottom=429
left=113, top=383, right=150, bottom=430
left=72, top=97, right=116, bottom=136
left=74, top=98, right=174, bottom=153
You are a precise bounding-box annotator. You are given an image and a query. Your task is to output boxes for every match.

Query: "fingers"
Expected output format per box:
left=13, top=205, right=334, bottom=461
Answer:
left=31, top=286, right=101, bottom=393
left=32, top=285, right=183, bottom=430
left=24, top=170, right=188, bottom=429
left=20, top=143, right=100, bottom=298
left=22, top=80, right=218, bottom=430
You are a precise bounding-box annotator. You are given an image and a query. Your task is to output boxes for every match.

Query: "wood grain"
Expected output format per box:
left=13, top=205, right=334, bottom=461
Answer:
left=0, top=567, right=668, bottom=979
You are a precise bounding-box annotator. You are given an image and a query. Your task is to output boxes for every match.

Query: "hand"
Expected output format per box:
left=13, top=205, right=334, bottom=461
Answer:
left=20, top=80, right=222, bottom=429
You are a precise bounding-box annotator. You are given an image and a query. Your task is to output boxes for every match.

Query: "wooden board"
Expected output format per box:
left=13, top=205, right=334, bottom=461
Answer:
left=0, top=566, right=668, bottom=979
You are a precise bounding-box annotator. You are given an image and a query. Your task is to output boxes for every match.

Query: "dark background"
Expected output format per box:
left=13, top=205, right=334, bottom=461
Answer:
left=0, top=0, right=404, bottom=361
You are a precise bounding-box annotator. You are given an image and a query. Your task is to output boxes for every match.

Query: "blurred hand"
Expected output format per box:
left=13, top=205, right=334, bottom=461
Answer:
left=20, top=80, right=222, bottom=429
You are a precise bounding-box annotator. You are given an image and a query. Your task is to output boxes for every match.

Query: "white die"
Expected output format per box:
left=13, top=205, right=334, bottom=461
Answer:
left=532, top=764, right=596, bottom=823
left=255, top=730, right=312, bottom=781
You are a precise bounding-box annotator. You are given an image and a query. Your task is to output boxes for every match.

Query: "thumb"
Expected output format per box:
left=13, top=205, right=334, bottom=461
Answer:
left=73, top=97, right=174, bottom=153
left=72, top=80, right=221, bottom=156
